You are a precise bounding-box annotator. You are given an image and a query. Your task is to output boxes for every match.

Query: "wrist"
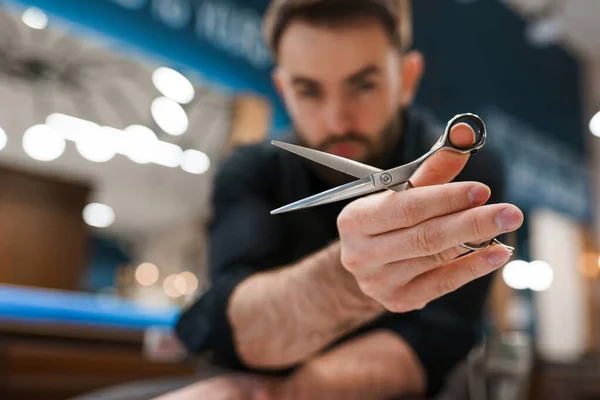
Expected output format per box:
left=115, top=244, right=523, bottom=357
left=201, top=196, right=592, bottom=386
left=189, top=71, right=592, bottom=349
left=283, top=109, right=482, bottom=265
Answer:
left=325, top=241, right=384, bottom=316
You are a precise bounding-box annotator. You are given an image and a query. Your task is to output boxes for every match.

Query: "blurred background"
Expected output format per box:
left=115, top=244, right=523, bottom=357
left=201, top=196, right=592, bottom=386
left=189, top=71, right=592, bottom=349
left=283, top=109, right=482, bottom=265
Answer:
left=0, top=0, right=598, bottom=399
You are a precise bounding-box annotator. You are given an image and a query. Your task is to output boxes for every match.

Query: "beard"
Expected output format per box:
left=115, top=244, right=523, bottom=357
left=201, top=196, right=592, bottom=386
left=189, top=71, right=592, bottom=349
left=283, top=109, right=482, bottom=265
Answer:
left=294, top=113, right=403, bottom=187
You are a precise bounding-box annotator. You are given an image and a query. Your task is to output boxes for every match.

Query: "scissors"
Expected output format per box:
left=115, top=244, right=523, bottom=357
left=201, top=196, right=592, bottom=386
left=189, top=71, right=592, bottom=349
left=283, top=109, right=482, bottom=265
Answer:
left=270, top=113, right=513, bottom=253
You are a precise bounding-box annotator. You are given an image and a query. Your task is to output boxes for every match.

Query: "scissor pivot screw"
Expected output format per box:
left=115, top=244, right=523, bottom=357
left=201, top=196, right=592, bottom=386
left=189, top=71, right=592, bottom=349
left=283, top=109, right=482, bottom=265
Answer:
left=380, top=173, right=393, bottom=185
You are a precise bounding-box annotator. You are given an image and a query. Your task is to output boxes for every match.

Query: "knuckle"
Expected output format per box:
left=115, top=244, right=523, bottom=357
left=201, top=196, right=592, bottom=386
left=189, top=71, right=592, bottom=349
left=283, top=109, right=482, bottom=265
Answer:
left=387, top=295, right=424, bottom=313
left=386, top=289, right=412, bottom=313
left=413, top=228, right=428, bottom=254
left=369, top=211, right=389, bottom=233
left=337, top=209, right=356, bottom=233
left=386, top=300, right=409, bottom=314
left=439, top=275, right=457, bottom=295
left=471, top=214, right=485, bottom=239
left=356, top=280, right=373, bottom=297
left=357, top=274, right=381, bottom=298
left=427, top=250, right=449, bottom=266
left=341, top=239, right=377, bottom=272
left=414, top=225, right=440, bottom=255
left=468, top=261, right=482, bottom=279
left=340, top=248, right=362, bottom=272
left=391, top=195, right=415, bottom=226
left=443, top=188, right=456, bottom=212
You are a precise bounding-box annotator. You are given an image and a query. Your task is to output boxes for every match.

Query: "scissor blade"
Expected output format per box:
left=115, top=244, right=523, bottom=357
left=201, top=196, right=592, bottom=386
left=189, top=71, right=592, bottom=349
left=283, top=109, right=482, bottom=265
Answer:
left=271, top=140, right=381, bottom=179
left=271, top=176, right=378, bottom=214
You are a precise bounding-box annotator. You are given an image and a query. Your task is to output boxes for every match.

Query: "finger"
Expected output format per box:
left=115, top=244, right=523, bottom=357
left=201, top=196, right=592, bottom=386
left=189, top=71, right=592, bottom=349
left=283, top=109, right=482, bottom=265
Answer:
left=341, top=181, right=491, bottom=236
left=397, top=245, right=471, bottom=284
left=357, top=245, right=470, bottom=299
left=410, top=122, right=475, bottom=187
left=448, top=122, right=476, bottom=148
left=399, top=244, right=512, bottom=306
left=373, top=203, right=522, bottom=263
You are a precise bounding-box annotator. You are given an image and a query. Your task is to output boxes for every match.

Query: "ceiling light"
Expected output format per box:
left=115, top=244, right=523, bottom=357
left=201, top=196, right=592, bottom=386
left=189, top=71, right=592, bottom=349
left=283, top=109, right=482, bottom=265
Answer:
left=589, top=112, right=600, bottom=137
left=151, top=97, right=189, bottom=136
left=124, top=125, right=158, bottom=164
left=153, top=141, right=183, bottom=167
left=152, top=67, right=195, bottom=104
left=135, top=263, right=160, bottom=286
left=0, top=126, right=7, bottom=151
left=23, top=125, right=65, bottom=161
left=22, top=7, right=48, bottom=30
left=76, top=126, right=116, bottom=163
left=83, top=203, right=115, bottom=228
left=46, top=113, right=97, bottom=142
left=181, top=149, right=210, bottom=174
left=502, top=260, right=530, bottom=290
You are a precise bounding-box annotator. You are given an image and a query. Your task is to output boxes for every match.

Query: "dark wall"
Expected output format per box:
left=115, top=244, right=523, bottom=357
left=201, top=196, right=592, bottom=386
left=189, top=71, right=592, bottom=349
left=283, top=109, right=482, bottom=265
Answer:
left=411, top=0, right=590, bottom=222
left=412, top=0, right=584, bottom=153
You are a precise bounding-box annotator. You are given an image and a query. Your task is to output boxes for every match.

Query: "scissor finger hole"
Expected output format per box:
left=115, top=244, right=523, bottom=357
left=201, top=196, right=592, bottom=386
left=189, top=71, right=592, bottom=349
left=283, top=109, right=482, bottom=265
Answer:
left=446, top=114, right=486, bottom=154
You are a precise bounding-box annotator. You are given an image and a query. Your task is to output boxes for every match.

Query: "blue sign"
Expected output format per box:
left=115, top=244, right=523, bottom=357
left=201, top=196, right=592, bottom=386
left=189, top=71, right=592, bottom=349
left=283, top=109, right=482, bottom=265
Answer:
left=11, top=0, right=291, bottom=132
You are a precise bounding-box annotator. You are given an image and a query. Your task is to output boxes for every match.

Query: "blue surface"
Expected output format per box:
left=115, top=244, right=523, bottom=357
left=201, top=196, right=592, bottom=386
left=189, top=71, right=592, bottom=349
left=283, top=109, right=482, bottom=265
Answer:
left=0, top=285, right=180, bottom=330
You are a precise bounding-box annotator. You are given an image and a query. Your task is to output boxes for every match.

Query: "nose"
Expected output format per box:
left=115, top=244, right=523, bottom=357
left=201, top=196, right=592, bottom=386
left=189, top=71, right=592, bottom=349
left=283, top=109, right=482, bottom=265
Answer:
left=323, top=97, right=352, bottom=135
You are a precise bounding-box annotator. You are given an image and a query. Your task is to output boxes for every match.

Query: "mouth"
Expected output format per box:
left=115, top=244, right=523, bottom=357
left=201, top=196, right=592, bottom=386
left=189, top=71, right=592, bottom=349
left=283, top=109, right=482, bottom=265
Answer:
left=325, top=141, right=366, bottom=159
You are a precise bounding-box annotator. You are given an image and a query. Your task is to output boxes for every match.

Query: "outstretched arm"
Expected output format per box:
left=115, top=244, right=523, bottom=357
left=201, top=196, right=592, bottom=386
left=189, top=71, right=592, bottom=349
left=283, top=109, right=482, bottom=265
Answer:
left=228, top=240, right=384, bottom=369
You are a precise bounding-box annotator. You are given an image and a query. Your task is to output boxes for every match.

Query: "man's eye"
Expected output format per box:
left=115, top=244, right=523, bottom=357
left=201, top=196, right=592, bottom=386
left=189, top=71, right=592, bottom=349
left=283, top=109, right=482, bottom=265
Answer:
left=299, top=87, right=320, bottom=98
left=355, top=82, right=376, bottom=92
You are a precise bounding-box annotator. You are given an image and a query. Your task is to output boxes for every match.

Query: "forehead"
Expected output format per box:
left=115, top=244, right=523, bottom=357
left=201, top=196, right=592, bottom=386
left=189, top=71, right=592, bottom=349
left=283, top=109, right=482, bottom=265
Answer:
left=277, top=18, right=396, bottom=82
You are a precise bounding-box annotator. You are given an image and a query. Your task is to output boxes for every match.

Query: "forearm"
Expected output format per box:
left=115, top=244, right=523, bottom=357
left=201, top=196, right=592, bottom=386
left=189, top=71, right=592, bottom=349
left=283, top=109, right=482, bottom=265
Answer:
left=228, top=241, right=384, bottom=369
left=275, top=329, right=426, bottom=400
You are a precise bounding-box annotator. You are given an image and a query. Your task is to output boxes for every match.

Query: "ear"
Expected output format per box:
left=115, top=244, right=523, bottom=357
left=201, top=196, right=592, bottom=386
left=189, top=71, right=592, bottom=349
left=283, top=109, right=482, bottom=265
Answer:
left=400, top=50, right=424, bottom=107
left=272, top=66, right=296, bottom=114
left=272, top=66, right=285, bottom=99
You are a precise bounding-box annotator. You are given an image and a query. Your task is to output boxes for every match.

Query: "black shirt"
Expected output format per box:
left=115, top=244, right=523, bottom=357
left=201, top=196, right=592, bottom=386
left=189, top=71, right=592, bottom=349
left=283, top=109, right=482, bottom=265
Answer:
left=175, top=107, right=506, bottom=396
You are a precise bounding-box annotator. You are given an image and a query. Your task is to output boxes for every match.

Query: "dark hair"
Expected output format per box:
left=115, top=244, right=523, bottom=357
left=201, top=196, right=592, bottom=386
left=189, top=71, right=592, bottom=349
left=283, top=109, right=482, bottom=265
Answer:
left=263, top=0, right=412, bottom=59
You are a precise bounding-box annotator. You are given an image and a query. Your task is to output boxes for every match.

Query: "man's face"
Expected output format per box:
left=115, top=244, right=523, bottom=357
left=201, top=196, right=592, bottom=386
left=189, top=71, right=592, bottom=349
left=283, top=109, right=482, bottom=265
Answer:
left=273, top=16, right=423, bottom=165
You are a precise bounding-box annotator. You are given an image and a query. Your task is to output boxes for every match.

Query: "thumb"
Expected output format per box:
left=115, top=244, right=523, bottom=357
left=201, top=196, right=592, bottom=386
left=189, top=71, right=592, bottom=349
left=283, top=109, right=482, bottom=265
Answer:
left=408, top=122, right=475, bottom=187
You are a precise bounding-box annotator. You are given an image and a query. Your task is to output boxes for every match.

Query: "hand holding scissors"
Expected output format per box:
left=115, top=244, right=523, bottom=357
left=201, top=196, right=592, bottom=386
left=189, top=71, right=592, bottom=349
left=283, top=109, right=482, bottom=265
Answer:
left=271, top=114, right=523, bottom=312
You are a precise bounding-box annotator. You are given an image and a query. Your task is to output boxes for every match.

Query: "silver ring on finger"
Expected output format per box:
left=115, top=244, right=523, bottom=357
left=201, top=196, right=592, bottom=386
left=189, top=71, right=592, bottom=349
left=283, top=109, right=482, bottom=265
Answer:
left=460, top=238, right=515, bottom=252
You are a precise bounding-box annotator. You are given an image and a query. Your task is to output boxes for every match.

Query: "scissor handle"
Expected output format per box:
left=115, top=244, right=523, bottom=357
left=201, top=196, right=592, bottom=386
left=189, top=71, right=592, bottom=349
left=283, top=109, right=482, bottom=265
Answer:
left=435, top=113, right=486, bottom=155
left=373, top=113, right=488, bottom=191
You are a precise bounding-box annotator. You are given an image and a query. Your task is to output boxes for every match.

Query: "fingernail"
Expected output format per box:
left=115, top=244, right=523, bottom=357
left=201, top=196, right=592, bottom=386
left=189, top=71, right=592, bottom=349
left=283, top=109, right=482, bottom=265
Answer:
left=487, top=248, right=511, bottom=265
left=496, top=208, right=522, bottom=231
left=468, top=185, right=489, bottom=205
